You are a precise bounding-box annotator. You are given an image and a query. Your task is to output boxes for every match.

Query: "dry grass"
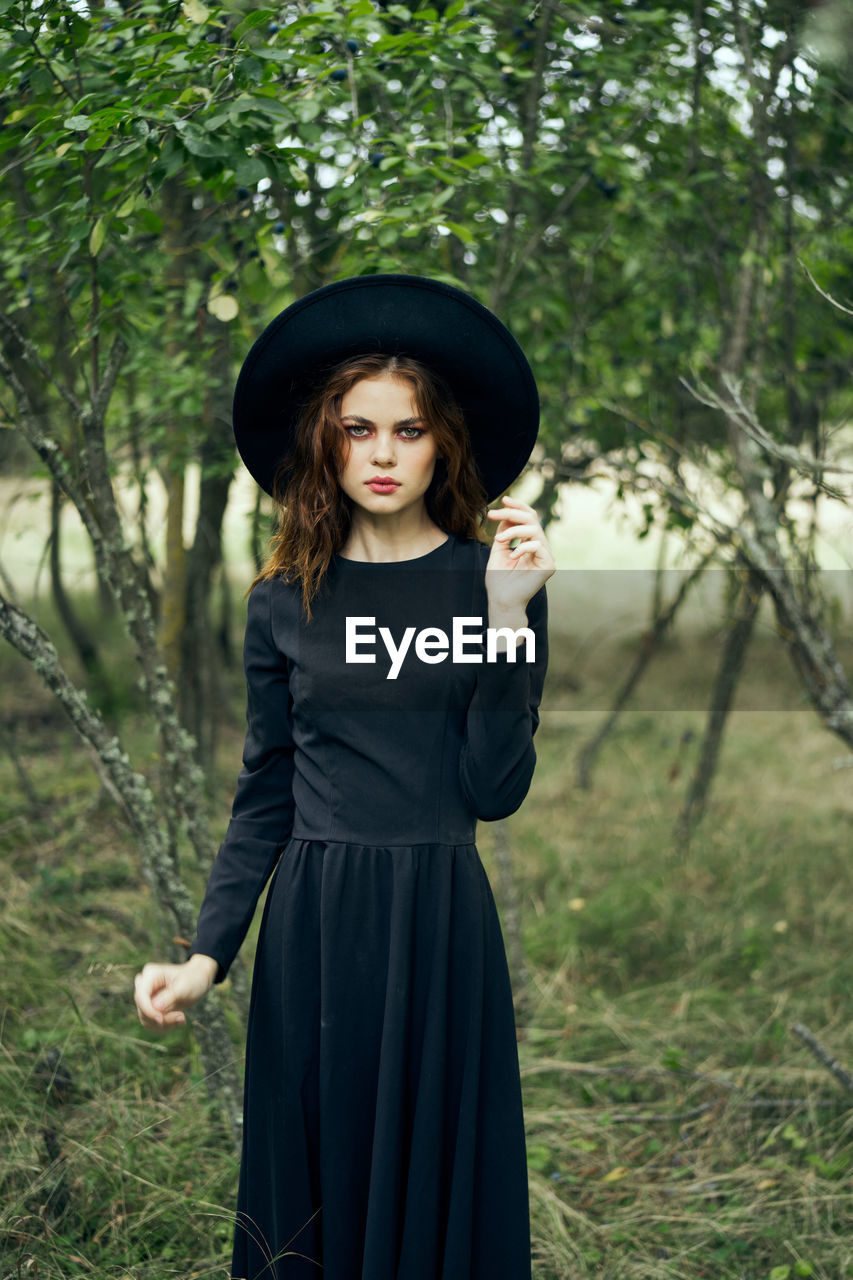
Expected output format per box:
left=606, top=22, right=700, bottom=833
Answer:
left=2, top=607, right=853, bottom=1279
left=475, top=628, right=853, bottom=1278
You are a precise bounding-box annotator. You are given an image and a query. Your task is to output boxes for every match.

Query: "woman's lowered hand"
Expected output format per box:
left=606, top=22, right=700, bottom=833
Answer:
left=133, top=954, right=219, bottom=1031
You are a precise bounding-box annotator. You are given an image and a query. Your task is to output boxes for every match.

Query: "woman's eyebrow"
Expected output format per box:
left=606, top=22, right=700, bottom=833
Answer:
left=340, top=414, right=427, bottom=427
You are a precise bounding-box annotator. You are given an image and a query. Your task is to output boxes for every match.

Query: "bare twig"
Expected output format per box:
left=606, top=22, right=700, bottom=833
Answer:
left=680, top=372, right=853, bottom=494
left=609, top=1101, right=721, bottom=1124
left=791, top=1021, right=853, bottom=1095
left=798, top=259, right=853, bottom=318
left=608, top=1096, right=839, bottom=1123
left=91, top=334, right=129, bottom=424
left=0, top=312, right=83, bottom=418
left=521, top=1058, right=739, bottom=1087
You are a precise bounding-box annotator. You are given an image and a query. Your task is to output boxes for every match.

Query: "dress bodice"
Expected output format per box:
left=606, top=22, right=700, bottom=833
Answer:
left=188, top=534, right=548, bottom=983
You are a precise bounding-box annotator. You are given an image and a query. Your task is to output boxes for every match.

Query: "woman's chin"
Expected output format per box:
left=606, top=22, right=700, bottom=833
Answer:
left=349, top=491, right=412, bottom=517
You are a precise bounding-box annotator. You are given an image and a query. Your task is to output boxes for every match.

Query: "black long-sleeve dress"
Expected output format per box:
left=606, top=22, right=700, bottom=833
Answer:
left=187, top=532, right=548, bottom=1280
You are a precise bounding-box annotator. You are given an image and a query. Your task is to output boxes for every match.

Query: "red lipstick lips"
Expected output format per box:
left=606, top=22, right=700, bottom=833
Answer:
left=366, top=476, right=400, bottom=493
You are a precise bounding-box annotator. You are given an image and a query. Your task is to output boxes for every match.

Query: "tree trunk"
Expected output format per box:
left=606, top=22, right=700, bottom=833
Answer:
left=576, top=550, right=714, bottom=790
left=250, top=485, right=266, bottom=574
left=676, top=16, right=853, bottom=778
left=180, top=322, right=235, bottom=778
left=0, top=591, right=244, bottom=1147
left=181, top=465, right=232, bottom=776
left=158, top=178, right=196, bottom=683
left=2, top=723, right=41, bottom=812
left=160, top=466, right=186, bottom=683
left=675, top=568, right=764, bottom=841
left=0, top=320, right=215, bottom=876
left=49, top=478, right=114, bottom=712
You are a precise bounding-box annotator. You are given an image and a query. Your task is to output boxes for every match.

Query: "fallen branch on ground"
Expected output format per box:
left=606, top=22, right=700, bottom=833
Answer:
left=791, top=1021, right=853, bottom=1095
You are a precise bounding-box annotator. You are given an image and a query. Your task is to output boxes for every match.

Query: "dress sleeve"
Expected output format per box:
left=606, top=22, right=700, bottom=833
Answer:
left=186, top=577, right=296, bottom=984
left=458, top=582, right=548, bottom=822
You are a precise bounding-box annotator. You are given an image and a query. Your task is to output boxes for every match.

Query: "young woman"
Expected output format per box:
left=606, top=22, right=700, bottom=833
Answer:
left=134, top=275, right=555, bottom=1280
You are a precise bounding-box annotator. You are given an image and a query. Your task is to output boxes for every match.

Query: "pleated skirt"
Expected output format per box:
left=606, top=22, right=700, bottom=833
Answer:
left=230, top=837, right=531, bottom=1280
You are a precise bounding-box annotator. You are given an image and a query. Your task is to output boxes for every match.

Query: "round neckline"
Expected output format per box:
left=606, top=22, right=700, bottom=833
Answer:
left=335, top=535, right=452, bottom=566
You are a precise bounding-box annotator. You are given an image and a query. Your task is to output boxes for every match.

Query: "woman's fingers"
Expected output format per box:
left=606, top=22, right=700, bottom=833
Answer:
left=487, top=495, right=528, bottom=508
left=489, top=512, right=554, bottom=564
left=484, top=495, right=556, bottom=609
left=134, top=964, right=186, bottom=1030
left=154, top=1008, right=187, bottom=1027
left=506, top=539, right=543, bottom=558
left=486, top=501, right=537, bottom=526
left=134, top=966, right=163, bottom=1022
left=487, top=501, right=552, bottom=556
left=133, top=958, right=216, bottom=1031
left=494, top=522, right=541, bottom=543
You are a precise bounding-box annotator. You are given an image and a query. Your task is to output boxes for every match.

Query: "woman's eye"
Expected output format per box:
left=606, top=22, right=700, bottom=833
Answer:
left=399, top=426, right=424, bottom=439
left=344, top=424, right=369, bottom=437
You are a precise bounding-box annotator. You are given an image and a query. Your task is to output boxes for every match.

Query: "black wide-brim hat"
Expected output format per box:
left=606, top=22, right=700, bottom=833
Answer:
left=232, top=274, right=539, bottom=502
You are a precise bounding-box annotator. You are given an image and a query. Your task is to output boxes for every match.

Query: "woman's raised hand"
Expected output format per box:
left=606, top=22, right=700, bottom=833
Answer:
left=485, top=496, right=556, bottom=618
left=133, top=954, right=219, bottom=1031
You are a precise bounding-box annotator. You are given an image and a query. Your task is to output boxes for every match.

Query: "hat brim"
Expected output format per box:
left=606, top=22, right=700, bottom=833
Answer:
left=232, top=273, right=539, bottom=503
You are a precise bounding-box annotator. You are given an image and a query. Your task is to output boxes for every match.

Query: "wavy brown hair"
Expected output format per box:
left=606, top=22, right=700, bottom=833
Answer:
left=250, top=354, right=488, bottom=615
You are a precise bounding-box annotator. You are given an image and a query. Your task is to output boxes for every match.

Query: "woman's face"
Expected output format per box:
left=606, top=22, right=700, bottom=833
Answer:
left=338, top=374, right=439, bottom=517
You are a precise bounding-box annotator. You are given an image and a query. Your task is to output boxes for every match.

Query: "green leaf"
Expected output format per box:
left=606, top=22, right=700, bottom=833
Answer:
left=233, top=9, right=276, bottom=39
left=293, top=95, right=322, bottom=123
left=116, top=192, right=139, bottom=218
left=237, top=94, right=296, bottom=122
left=250, top=46, right=294, bottom=62
left=174, top=121, right=223, bottom=158
left=439, top=220, right=474, bottom=244
left=182, top=0, right=209, bottom=23
left=137, top=209, right=164, bottom=234
left=232, top=154, right=268, bottom=185
left=88, top=217, right=106, bottom=257
left=64, top=115, right=91, bottom=131
left=781, top=1124, right=807, bottom=1150
left=627, top=8, right=668, bottom=21
left=68, top=14, right=90, bottom=46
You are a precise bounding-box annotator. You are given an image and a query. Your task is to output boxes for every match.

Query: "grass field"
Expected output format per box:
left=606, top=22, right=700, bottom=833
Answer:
left=1, top=590, right=852, bottom=1280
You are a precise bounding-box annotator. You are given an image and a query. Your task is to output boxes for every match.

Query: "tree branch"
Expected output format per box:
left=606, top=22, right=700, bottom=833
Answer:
left=680, top=372, right=853, bottom=496
left=798, top=259, right=853, bottom=318
left=791, top=1021, right=853, bottom=1095
left=0, top=311, right=83, bottom=418
left=92, top=333, right=129, bottom=424
left=0, top=590, right=244, bottom=1145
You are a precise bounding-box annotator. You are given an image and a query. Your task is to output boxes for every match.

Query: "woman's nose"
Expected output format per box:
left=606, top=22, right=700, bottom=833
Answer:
left=371, top=431, right=396, bottom=465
